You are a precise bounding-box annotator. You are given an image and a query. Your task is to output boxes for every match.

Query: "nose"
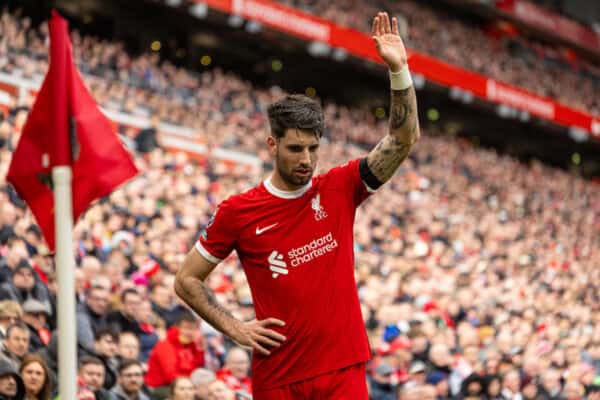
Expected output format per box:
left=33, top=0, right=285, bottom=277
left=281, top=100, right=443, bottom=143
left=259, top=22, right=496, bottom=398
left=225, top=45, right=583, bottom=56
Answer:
left=299, top=148, right=311, bottom=165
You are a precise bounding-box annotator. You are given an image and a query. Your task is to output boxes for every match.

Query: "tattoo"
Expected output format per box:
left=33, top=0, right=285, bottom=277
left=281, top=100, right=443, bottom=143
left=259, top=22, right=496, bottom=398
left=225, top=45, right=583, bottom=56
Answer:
left=366, top=86, right=420, bottom=183
left=176, top=276, right=237, bottom=336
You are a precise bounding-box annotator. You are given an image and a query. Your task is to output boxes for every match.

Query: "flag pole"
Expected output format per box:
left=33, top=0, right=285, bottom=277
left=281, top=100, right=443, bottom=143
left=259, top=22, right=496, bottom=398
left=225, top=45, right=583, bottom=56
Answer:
left=52, top=165, right=77, bottom=399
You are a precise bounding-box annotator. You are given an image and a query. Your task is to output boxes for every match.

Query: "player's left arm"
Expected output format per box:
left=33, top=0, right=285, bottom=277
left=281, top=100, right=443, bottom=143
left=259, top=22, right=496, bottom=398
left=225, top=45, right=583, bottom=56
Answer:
left=363, top=12, right=420, bottom=187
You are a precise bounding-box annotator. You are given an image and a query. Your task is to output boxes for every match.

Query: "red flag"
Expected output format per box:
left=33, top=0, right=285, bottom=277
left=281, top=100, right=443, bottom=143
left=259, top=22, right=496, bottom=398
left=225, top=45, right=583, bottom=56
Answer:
left=6, top=11, right=138, bottom=251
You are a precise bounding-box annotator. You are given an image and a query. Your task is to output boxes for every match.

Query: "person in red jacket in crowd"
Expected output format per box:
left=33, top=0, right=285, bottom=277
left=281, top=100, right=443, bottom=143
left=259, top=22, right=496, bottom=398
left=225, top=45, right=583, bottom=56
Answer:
left=144, top=310, right=204, bottom=394
left=215, top=347, right=252, bottom=394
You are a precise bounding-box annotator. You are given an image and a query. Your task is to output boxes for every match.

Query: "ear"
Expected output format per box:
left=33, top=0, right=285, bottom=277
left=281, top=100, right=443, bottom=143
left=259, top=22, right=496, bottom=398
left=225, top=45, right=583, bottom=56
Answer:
left=267, top=136, right=277, bottom=157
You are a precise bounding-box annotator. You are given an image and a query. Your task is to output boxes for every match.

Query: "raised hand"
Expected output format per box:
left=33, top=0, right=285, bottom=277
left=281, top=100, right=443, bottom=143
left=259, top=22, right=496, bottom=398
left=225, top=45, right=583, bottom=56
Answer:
left=372, top=12, right=407, bottom=72
left=230, top=318, right=286, bottom=356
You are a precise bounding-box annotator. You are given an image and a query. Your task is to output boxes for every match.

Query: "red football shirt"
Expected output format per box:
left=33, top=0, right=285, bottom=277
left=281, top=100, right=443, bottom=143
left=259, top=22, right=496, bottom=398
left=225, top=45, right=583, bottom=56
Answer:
left=196, top=159, right=373, bottom=390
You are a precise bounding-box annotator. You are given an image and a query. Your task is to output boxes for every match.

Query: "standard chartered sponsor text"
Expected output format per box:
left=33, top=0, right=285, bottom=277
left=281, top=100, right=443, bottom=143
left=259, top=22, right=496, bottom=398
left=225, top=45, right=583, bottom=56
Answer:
left=288, top=232, right=338, bottom=267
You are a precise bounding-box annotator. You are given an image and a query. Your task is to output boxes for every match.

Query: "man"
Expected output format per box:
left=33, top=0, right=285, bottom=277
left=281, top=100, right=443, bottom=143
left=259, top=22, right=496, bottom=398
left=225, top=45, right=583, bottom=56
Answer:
left=538, top=369, right=564, bottom=400
left=77, top=356, right=113, bottom=400
left=144, top=310, right=204, bottom=391
left=150, top=285, right=175, bottom=327
left=108, top=289, right=142, bottom=334
left=190, top=368, right=216, bottom=400
left=216, top=347, right=251, bottom=394
left=368, top=362, right=396, bottom=400
left=0, top=324, right=29, bottom=371
left=77, top=286, right=112, bottom=356
left=0, top=360, right=25, bottom=400
left=175, top=12, right=419, bottom=399
left=20, top=299, right=51, bottom=352
left=501, top=369, right=523, bottom=400
left=92, top=328, right=119, bottom=390
left=110, top=359, right=150, bottom=400
left=117, top=332, right=141, bottom=362
left=0, top=262, right=51, bottom=307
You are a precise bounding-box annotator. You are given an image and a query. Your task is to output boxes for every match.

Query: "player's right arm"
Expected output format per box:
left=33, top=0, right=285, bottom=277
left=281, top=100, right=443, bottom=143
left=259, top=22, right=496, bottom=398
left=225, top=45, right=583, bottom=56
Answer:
left=174, top=206, right=286, bottom=356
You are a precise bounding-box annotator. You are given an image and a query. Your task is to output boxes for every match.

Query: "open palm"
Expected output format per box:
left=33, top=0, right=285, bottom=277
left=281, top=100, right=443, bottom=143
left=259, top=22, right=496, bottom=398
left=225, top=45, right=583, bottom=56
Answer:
left=372, top=12, right=407, bottom=72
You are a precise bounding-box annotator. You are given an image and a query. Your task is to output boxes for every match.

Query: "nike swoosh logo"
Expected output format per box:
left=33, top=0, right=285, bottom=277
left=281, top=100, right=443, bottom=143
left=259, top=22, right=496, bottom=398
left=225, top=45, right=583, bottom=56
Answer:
left=256, top=223, right=278, bottom=235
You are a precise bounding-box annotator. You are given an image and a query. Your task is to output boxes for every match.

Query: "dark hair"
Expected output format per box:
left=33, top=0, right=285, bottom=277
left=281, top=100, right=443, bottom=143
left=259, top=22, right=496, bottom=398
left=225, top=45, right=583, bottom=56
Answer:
left=19, top=354, right=52, bottom=400
left=94, top=327, right=118, bottom=342
left=117, top=359, right=142, bottom=375
left=6, top=322, right=28, bottom=338
left=267, top=94, right=324, bottom=139
left=78, top=356, right=104, bottom=370
left=175, top=309, right=197, bottom=326
left=120, top=288, right=139, bottom=303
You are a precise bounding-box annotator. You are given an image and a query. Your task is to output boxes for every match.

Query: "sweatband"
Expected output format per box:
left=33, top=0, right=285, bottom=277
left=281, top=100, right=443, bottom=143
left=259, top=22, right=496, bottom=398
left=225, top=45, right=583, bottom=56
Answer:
left=389, top=64, right=412, bottom=90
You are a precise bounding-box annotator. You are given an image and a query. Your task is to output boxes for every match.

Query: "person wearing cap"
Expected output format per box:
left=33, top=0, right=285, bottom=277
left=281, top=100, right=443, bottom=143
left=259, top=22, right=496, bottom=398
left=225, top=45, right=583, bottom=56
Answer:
left=407, top=361, right=427, bottom=386
left=0, top=262, right=51, bottom=310
left=426, top=370, right=450, bottom=399
left=0, top=324, right=29, bottom=372
left=0, top=360, right=25, bottom=400
left=368, top=361, right=396, bottom=400
left=20, top=299, right=51, bottom=353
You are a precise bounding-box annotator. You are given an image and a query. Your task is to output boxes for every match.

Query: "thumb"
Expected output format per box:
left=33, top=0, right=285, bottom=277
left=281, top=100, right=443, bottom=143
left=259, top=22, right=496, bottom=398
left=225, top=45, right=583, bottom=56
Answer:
left=372, top=36, right=381, bottom=49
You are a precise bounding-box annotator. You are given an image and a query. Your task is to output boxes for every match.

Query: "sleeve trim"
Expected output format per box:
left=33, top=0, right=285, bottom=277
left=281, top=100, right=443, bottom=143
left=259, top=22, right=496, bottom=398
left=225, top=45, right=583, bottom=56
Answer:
left=359, top=157, right=383, bottom=192
left=195, top=242, right=223, bottom=264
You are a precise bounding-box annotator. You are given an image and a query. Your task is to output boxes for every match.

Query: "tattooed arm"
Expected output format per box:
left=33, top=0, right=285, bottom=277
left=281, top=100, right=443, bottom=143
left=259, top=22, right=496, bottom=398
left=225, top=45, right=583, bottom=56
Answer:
left=175, top=249, right=286, bottom=355
left=366, top=12, right=420, bottom=184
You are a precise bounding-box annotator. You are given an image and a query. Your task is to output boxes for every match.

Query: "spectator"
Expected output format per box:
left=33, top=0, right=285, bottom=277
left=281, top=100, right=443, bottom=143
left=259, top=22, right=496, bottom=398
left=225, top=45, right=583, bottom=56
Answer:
left=426, top=371, right=450, bottom=399
left=76, top=286, right=112, bottom=356
left=190, top=368, right=215, bottom=400
left=206, top=380, right=234, bottom=400
left=20, top=300, right=50, bottom=352
left=92, top=328, right=119, bottom=390
left=0, top=262, right=51, bottom=309
left=150, top=285, right=175, bottom=328
left=562, top=380, right=583, bottom=400
left=144, top=311, right=204, bottom=392
left=539, top=369, right=564, bottom=400
left=501, top=369, right=522, bottom=399
left=0, top=302, right=21, bottom=340
left=110, top=359, right=150, bottom=400
left=0, top=324, right=29, bottom=371
left=0, top=360, right=24, bottom=400
left=215, top=347, right=251, bottom=394
left=107, top=289, right=142, bottom=334
left=18, top=354, right=51, bottom=400
left=77, top=356, right=113, bottom=400
left=369, top=361, right=396, bottom=400
left=167, top=377, right=194, bottom=400
left=117, top=332, right=141, bottom=363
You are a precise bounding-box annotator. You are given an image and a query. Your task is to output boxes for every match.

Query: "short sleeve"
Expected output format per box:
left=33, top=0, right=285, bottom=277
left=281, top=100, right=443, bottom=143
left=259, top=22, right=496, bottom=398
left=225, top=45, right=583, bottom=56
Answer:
left=325, top=158, right=373, bottom=208
left=196, top=199, right=237, bottom=264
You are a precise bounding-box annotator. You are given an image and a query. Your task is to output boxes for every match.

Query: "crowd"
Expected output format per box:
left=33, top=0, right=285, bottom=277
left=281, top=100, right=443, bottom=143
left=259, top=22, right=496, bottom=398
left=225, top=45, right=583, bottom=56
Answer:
left=1, top=7, right=600, bottom=400
left=276, top=0, right=600, bottom=116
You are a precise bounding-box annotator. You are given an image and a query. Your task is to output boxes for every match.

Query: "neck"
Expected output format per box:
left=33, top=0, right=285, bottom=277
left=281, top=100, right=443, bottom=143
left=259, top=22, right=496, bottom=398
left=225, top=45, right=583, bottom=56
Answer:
left=270, top=170, right=303, bottom=191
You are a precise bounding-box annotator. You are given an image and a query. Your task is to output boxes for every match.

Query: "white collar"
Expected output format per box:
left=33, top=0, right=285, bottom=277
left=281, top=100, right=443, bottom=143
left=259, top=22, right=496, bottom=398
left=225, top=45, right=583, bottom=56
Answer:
left=264, top=176, right=312, bottom=199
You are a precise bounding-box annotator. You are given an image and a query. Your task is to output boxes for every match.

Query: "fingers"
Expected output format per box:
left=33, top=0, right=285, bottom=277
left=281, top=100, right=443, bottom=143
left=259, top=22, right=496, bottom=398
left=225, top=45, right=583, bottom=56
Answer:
left=372, top=15, right=378, bottom=36
left=254, top=333, right=281, bottom=348
left=261, top=317, right=286, bottom=327
left=248, top=338, right=271, bottom=356
left=260, top=327, right=286, bottom=342
left=382, top=12, right=391, bottom=34
left=392, top=16, right=399, bottom=36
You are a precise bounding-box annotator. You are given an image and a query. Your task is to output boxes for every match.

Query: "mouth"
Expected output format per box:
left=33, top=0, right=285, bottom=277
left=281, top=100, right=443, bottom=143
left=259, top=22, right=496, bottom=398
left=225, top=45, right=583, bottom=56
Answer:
left=294, top=169, right=311, bottom=178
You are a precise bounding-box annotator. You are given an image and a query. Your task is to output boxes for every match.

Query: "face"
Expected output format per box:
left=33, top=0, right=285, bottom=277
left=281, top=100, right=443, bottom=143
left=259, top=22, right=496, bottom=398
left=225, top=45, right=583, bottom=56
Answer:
left=226, top=349, right=250, bottom=380
left=122, top=292, right=141, bottom=319
left=13, top=268, right=35, bottom=291
left=173, top=377, right=194, bottom=400
left=87, top=288, right=110, bottom=315
left=0, top=313, right=20, bottom=329
left=269, top=129, right=319, bottom=189
left=178, top=321, right=197, bottom=344
left=95, top=334, right=118, bottom=358
left=119, top=365, right=144, bottom=394
left=79, top=363, right=105, bottom=390
left=0, top=375, right=17, bottom=396
left=118, top=334, right=140, bottom=360
left=21, top=361, right=45, bottom=395
left=6, top=327, right=29, bottom=357
left=207, top=380, right=233, bottom=400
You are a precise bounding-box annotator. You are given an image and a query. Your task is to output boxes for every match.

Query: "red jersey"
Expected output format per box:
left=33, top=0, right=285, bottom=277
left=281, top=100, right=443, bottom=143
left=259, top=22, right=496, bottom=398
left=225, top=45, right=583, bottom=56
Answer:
left=196, top=159, right=372, bottom=390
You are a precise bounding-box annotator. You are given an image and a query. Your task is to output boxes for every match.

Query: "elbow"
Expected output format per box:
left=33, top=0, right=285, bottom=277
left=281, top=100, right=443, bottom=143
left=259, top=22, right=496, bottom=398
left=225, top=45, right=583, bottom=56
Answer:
left=174, top=269, right=188, bottom=299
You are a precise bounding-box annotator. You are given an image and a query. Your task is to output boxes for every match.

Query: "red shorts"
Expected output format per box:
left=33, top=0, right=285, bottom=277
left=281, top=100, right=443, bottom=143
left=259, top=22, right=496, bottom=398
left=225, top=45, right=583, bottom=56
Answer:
left=253, top=363, right=368, bottom=400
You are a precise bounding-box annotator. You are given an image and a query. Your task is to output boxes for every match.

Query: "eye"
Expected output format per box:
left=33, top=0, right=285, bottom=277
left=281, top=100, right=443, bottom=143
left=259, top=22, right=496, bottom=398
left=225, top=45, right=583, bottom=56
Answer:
left=309, top=145, right=319, bottom=152
left=287, top=145, right=303, bottom=153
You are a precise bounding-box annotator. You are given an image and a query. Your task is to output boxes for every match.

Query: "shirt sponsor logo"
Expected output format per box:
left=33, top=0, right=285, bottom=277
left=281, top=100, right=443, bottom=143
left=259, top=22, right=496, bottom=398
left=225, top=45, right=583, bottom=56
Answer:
left=268, top=251, right=288, bottom=279
left=288, top=232, right=338, bottom=267
left=311, top=193, right=328, bottom=221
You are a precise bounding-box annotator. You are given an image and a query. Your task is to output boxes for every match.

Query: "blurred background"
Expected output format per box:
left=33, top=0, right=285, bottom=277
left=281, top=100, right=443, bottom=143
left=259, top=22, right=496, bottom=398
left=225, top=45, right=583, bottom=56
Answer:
left=0, top=0, right=599, bottom=399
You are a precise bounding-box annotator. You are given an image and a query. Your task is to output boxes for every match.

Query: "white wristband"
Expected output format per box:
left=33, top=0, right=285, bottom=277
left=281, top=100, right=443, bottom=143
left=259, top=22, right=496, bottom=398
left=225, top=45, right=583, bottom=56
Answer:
left=389, top=65, right=412, bottom=90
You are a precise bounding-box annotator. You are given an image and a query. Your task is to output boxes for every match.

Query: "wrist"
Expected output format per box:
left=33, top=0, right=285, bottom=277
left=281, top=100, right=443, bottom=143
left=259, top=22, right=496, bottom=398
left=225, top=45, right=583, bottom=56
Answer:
left=389, top=64, right=412, bottom=90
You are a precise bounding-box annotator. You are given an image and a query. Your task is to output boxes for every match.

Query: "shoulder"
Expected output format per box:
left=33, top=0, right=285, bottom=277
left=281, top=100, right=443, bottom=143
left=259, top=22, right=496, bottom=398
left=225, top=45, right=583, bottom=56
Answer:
left=315, top=159, right=362, bottom=186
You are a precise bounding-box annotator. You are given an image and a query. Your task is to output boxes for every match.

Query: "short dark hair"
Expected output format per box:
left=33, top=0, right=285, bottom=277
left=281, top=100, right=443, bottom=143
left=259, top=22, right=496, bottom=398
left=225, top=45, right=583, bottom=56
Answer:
left=175, top=309, right=197, bottom=325
left=267, top=94, right=324, bottom=139
left=120, top=288, right=139, bottom=303
left=118, top=359, right=142, bottom=374
left=94, top=326, right=118, bottom=342
left=79, top=355, right=104, bottom=370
